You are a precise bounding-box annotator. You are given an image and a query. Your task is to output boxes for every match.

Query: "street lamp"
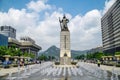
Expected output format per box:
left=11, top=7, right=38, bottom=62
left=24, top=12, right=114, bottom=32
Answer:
left=16, top=48, right=20, bottom=69
left=16, top=48, right=21, bottom=78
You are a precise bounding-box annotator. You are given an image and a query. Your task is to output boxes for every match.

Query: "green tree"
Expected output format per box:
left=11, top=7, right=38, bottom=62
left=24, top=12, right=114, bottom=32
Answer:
left=23, top=52, right=35, bottom=58
left=29, top=53, right=35, bottom=58
left=86, top=53, right=93, bottom=59
left=115, top=52, right=120, bottom=55
left=0, top=46, right=7, bottom=56
left=51, top=56, right=55, bottom=60
left=75, top=54, right=85, bottom=60
left=0, top=46, right=22, bottom=56
left=38, top=54, right=47, bottom=60
left=94, top=52, right=104, bottom=60
left=86, top=52, right=104, bottom=60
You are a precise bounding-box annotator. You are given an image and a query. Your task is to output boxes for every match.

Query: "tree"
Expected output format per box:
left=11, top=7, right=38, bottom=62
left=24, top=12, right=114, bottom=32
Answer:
left=51, top=56, right=55, bottom=60
left=0, top=46, right=7, bottom=56
left=48, top=56, right=51, bottom=60
left=115, top=52, right=120, bottom=55
left=75, top=54, right=85, bottom=60
left=38, top=54, right=47, bottom=60
left=86, top=53, right=93, bottom=59
left=0, top=46, right=22, bottom=56
left=29, top=53, right=35, bottom=58
left=94, top=52, right=104, bottom=60
left=23, top=52, right=35, bottom=58
left=86, top=52, right=104, bottom=60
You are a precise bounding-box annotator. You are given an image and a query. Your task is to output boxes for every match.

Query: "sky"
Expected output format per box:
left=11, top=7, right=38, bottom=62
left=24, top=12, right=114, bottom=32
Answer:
left=0, top=0, right=116, bottom=51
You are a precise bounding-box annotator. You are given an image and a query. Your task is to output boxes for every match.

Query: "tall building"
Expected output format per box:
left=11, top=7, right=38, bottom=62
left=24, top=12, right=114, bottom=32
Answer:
left=101, top=0, right=120, bottom=54
left=0, top=26, right=16, bottom=39
left=0, top=34, right=8, bottom=46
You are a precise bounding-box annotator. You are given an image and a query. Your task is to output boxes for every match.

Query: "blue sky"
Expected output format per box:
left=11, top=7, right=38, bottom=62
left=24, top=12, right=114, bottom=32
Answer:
left=47, top=0, right=105, bottom=16
left=0, top=0, right=30, bottom=11
left=0, top=0, right=105, bottom=16
left=0, top=0, right=116, bottom=50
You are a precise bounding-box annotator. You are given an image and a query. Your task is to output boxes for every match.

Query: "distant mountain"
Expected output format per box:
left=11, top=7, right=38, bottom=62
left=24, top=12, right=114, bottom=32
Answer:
left=39, top=45, right=88, bottom=58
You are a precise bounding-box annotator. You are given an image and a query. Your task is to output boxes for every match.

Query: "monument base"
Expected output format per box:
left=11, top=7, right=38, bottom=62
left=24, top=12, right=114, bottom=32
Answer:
left=60, top=57, right=71, bottom=65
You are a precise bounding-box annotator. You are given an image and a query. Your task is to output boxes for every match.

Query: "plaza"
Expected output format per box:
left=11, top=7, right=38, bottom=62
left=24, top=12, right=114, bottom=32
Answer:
left=0, top=61, right=120, bottom=80
left=0, top=0, right=120, bottom=80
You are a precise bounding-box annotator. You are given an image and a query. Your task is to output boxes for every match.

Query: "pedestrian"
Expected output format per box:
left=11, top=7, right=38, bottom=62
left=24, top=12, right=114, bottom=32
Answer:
left=97, top=60, right=101, bottom=67
left=39, top=61, right=41, bottom=64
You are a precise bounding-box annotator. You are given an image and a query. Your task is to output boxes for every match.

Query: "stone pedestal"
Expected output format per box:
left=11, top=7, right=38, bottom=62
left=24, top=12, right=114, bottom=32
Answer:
left=60, top=57, right=71, bottom=65
left=60, top=31, right=71, bottom=65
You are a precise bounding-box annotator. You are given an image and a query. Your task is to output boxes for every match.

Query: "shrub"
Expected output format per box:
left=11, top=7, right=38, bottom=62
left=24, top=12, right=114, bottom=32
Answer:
left=104, top=63, right=114, bottom=66
left=0, top=65, right=2, bottom=68
left=3, top=65, right=10, bottom=68
left=116, top=64, right=120, bottom=67
left=55, top=62, right=60, bottom=65
left=12, top=64, right=18, bottom=67
left=27, top=62, right=34, bottom=65
left=71, top=62, right=77, bottom=65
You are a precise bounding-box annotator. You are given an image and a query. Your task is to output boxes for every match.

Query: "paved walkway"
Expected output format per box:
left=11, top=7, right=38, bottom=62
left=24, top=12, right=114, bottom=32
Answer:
left=0, top=65, right=34, bottom=77
left=53, top=64, right=76, bottom=68
left=81, top=62, right=120, bottom=75
left=0, top=62, right=120, bottom=77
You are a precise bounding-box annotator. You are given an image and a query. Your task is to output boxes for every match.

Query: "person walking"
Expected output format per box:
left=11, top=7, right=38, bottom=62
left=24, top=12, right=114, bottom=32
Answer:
left=97, top=60, right=101, bottom=67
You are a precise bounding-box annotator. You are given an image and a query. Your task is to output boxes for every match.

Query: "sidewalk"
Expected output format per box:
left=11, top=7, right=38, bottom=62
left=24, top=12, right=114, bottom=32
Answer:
left=85, top=62, right=120, bottom=75
left=0, top=65, right=34, bottom=77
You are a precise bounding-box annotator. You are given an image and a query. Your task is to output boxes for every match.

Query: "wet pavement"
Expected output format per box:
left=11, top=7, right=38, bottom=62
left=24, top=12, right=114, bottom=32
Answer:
left=0, top=62, right=120, bottom=80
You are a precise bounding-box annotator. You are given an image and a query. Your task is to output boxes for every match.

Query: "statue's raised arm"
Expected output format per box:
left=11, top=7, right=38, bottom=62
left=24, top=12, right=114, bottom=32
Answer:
left=59, top=17, right=63, bottom=30
left=59, top=15, right=69, bottom=31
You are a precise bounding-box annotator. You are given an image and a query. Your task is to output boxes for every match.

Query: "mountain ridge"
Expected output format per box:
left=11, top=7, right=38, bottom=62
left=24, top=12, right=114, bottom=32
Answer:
left=39, top=45, right=88, bottom=58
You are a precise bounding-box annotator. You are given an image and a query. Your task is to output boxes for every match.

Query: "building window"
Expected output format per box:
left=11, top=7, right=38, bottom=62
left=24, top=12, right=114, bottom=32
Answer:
left=1, top=26, right=4, bottom=31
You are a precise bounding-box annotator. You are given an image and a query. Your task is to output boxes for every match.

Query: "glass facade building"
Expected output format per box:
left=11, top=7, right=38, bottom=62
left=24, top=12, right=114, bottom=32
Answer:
left=0, top=34, right=8, bottom=46
left=101, top=0, right=120, bottom=54
left=0, top=26, right=16, bottom=39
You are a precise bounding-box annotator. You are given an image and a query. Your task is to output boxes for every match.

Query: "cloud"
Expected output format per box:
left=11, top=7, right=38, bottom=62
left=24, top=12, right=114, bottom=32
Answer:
left=69, top=10, right=102, bottom=50
left=27, top=0, right=51, bottom=12
left=0, top=8, right=39, bottom=32
left=0, top=0, right=115, bottom=51
left=103, top=0, right=116, bottom=14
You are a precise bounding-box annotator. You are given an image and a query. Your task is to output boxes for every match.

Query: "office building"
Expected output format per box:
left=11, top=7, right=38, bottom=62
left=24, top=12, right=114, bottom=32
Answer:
left=0, top=34, right=8, bottom=46
left=20, top=36, right=42, bottom=58
left=0, top=26, right=16, bottom=39
left=101, top=0, right=120, bottom=54
left=8, top=36, right=42, bottom=58
left=8, top=37, right=21, bottom=48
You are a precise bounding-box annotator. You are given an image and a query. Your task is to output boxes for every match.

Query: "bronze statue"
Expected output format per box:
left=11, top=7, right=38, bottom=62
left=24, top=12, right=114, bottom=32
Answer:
left=59, top=15, right=69, bottom=31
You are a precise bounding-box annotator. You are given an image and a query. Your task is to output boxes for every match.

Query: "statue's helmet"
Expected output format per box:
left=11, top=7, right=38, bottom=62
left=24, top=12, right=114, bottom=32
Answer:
left=63, top=14, right=66, bottom=19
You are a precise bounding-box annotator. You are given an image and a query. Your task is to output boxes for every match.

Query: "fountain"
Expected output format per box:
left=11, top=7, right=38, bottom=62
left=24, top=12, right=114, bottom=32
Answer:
left=4, top=61, right=120, bottom=80
left=6, top=72, right=16, bottom=80
left=110, top=66, right=119, bottom=80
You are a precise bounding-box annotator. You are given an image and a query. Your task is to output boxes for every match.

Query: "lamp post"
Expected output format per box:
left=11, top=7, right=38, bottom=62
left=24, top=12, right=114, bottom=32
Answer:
left=113, top=56, right=116, bottom=66
left=16, top=48, right=20, bottom=70
left=16, top=48, right=21, bottom=79
left=111, top=55, right=118, bottom=80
